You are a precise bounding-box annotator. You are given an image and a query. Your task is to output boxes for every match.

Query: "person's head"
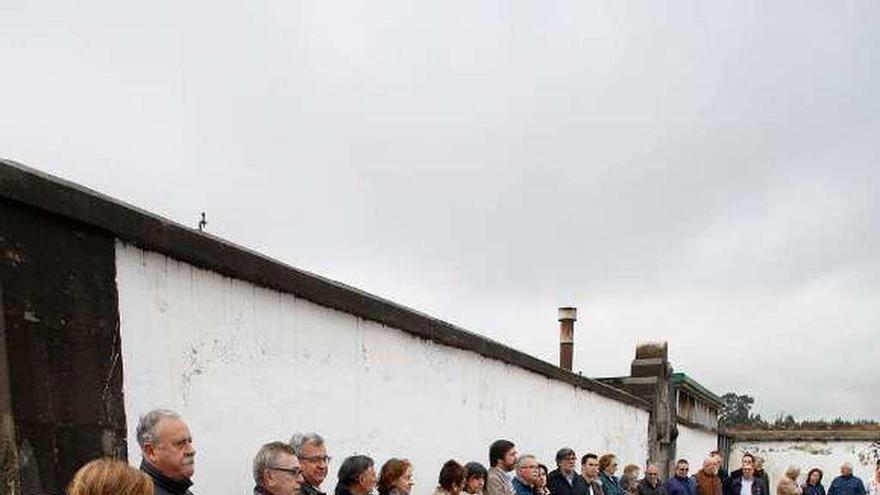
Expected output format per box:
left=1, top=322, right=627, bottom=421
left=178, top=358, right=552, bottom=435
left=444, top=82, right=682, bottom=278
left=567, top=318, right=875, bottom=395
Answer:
left=740, top=454, right=754, bottom=469
left=753, top=457, right=765, bottom=471
left=784, top=467, right=800, bottom=482
left=378, top=458, right=413, bottom=495
left=598, top=454, right=618, bottom=476
left=68, top=458, right=153, bottom=495
left=556, top=448, right=577, bottom=474
left=806, top=469, right=823, bottom=486
left=464, top=462, right=488, bottom=494
left=581, top=454, right=599, bottom=480
left=674, top=460, right=689, bottom=479
left=536, top=465, right=549, bottom=490
left=702, top=458, right=718, bottom=476
left=875, top=460, right=880, bottom=480
left=489, top=440, right=518, bottom=471
left=438, top=460, right=466, bottom=495
left=623, top=464, right=640, bottom=479
left=515, top=455, right=539, bottom=485
left=742, top=464, right=754, bottom=479
left=291, top=433, right=330, bottom=488
left=644, top=465, right=660, bottom=487
left=338, top=456, right=377, bottom=495
left=840, top=463, right=853, bottom=477
left=710, top=451, right=724, bottom=466
left=254, top=441, right=305, bottom=495
left=136, top=409, right=196, bottom=481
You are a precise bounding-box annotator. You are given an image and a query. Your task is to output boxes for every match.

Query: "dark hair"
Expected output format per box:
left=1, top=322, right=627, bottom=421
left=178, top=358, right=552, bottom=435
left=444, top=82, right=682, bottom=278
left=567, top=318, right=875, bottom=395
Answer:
left=465, top=462, right=488, bottom=481
left=806, top=468, right=823, bottom=485
left=742, top=453, right=754, bottom=461
left=676, top=459, right=689, bottom=467
left=556, top=448, right=576, bottom=465
left=538, top=464, right=549, bottom=477
left=489, top=440, right=515, bottom=467
left=439, top=460, right=466, bottom=491
left=338, top=455, right=375, bottom=488
left=378, top=458, right=411, bottom=495
left=598, top=454, right=617, bottom=473
left=581, top=453, right=598, bottom=466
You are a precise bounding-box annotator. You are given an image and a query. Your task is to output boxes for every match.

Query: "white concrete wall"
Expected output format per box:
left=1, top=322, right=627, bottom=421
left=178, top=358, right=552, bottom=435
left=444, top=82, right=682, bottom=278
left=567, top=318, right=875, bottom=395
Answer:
left=676, top=425, right=718, bottom=468
left=729, top=440, right=879, bottom=489
left=116, top=243, right=650, bottom=495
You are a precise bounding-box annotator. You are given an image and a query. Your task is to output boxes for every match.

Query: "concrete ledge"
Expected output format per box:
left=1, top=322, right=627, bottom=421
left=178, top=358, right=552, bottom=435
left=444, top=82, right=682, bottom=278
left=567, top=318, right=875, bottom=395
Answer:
left=0, top=159, right=650, bottom=411
left=724, top=430, right=880, bottom=442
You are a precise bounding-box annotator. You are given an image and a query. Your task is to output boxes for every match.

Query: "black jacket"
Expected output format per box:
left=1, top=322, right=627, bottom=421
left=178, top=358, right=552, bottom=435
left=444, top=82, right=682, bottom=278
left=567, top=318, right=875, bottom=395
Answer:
left=141, top=460, right=194, bottom=495
left=638, top=479, right=667, bottom=495
left=548, top=469, right=592, bottom=495
left=726, top=477, right=769, bottom=495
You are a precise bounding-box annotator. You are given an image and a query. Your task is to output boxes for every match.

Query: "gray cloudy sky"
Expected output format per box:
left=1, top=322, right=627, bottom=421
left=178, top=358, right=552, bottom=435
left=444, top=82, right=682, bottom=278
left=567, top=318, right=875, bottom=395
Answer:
left=3, top=1, right=878, bottom=419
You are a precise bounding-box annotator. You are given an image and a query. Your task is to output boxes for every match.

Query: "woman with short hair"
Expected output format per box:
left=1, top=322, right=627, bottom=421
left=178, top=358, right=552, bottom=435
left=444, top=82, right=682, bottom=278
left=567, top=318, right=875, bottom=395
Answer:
left=378, top=459, right=414, bottom=495
left=598, top=454, right=624, bottom=495
left=68, top=458, right=153, bottom=495
left=620, top=464, right=641, bottom=495
left=777, top=466, right=802, bottom=495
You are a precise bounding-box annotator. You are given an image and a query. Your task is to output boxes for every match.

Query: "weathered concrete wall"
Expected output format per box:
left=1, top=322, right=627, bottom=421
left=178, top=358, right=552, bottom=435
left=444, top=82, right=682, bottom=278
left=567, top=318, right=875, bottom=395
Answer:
left=729, top=439, right=879, bottom=488
left=0, top=201, right=127, bottom=495
left=675, top=425, right=717, bottom=468
left=116, top=243, right=650, bottom=495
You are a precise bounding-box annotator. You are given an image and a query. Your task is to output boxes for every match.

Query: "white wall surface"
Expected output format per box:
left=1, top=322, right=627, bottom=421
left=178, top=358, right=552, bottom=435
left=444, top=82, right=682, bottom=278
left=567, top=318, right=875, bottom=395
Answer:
left=729, top=440, right=879, bottom=489
left=676, top=425, right=718, bottom=468
left=116, top=243, right=650, bottom=495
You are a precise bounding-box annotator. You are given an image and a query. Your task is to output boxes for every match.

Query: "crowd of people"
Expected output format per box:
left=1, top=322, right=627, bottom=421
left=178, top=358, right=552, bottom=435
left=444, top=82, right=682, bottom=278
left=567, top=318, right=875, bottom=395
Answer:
left=66, top=409, right=880, bottom=495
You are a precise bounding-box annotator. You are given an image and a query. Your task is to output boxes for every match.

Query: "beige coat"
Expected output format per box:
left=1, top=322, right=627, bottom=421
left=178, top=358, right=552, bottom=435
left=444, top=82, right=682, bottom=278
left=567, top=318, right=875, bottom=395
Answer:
left=777, top=478, right=802, bottom=495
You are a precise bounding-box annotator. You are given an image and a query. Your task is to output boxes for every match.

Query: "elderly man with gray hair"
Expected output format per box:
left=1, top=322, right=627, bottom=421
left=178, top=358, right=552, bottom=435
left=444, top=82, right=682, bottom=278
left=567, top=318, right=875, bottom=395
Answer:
left=828, top=463, right=866, bottom=495
left=513, top=455, right=540, bottom=495
left=136, top=409, right=196, bottom=495
left=254, top=441, right=305, bottom=495
left=291, top=433, right=332, bottom=495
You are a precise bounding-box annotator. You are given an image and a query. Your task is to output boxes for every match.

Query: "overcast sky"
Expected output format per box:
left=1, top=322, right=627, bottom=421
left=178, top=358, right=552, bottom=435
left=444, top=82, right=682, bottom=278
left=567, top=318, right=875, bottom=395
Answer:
left=3, top=1, right=878, bottom=419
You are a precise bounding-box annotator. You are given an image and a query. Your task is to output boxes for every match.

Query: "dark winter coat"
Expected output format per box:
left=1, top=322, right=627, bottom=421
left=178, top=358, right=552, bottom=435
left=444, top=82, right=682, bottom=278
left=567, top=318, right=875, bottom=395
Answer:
left=549, top=469, right=592, bottom=495
left=828, top=476, right=866, bottom=495
left=666, top=476, right=697, bottom=495
left=726, top=476, right=770, bottom=495
left=141, top=460, right=194, bottom=495
left=638, top=478, right=667, bottom=495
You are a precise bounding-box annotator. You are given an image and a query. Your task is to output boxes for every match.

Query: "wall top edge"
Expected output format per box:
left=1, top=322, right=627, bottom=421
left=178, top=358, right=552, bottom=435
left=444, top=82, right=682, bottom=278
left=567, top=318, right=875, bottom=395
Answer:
left=0, top=158, right=650, bottom=411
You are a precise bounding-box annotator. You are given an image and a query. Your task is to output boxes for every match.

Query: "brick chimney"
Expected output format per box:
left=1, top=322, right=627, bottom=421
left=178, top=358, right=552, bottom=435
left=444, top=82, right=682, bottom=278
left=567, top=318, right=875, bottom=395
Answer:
left=558, top=307, right=577, bottom=371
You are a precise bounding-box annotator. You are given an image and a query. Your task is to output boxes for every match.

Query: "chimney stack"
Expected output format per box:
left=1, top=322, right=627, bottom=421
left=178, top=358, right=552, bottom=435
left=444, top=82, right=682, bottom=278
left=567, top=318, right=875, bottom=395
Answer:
left=558, top=307, right=577, bottom=371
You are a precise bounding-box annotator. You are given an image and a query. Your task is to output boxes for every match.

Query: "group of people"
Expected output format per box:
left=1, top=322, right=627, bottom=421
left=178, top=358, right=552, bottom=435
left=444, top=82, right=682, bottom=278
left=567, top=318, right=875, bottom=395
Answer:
left=66, top=409, right=880, bottom=495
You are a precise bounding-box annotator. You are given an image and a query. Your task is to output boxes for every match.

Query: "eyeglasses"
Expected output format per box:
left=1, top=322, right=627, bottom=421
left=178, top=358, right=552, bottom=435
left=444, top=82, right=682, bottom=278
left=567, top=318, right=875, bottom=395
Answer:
left=270, top=467, right=304, bottom=476
left=299, top=455, right=332, bottom=463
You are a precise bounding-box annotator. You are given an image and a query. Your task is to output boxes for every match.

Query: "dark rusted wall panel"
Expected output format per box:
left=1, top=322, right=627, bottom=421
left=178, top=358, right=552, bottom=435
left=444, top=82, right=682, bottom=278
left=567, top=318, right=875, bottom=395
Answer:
left=0, top=199, right=126, bottom=494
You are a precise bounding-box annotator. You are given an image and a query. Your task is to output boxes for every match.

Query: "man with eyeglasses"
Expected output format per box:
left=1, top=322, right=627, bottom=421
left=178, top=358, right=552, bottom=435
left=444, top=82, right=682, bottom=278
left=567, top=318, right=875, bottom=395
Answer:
left=513, top=455, right=540, bottom=495
left=291, top=433, right=332, bottom=495
left=637, top=464, right=666, bottom=495
left=254, top=441, right=305, bottom=495
left=664, top=460, right=695, bottom=495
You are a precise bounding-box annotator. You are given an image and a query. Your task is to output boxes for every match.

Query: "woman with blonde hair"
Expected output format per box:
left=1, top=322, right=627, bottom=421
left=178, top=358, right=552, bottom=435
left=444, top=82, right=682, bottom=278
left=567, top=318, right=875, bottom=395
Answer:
left=68, top=458, right=153, bottom=495
left=777, top=466, right=803, bottom=495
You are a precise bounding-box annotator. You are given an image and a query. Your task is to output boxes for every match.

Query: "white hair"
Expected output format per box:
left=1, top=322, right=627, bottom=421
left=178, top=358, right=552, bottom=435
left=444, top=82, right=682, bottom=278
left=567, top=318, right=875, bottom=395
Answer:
left=136, top=409, right=181, bottom=449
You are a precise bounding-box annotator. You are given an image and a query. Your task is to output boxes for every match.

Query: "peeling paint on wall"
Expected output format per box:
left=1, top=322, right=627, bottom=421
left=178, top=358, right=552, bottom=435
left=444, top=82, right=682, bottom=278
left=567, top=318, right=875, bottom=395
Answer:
left=116, top=243, right=650, bottom=495
left=730, top=440, right=878, bottom=486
